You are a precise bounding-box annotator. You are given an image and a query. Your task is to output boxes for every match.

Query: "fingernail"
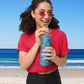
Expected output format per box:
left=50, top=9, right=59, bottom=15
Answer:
left=45, top=47, right=48, bottom=49
left=42, top=49, right=45, bottom=51
left=41, top=54, right=45, bottom=56
left=44, top=57, right=47, bottom=60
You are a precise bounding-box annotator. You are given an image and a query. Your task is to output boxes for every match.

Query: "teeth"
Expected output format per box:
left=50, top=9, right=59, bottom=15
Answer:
left=44, top=21, right=48, bottom=22
left=42, top=21, right=48, bottom=23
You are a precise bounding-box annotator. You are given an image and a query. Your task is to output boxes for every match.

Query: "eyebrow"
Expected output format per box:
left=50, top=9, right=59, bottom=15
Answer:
left=39, top=9, right=52, bottom=11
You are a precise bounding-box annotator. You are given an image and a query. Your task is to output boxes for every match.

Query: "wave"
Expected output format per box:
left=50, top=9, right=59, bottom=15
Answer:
left=59, top=66, right=84, bottom=70
left=67, top=60, right=84, bottom=63
left=0, top=61, right=19, bottom=63
left=0, top=66, right=21, bottom=69
left=0, top=66, right=84, bottom=70
left=0, top=60, right=84, bottom=63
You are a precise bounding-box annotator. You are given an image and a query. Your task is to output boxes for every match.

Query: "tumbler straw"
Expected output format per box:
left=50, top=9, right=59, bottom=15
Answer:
left=46, top=25, right=48, bottom=35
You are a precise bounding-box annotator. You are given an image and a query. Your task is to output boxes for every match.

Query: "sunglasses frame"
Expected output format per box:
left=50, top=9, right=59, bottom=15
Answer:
left=39, top=12, right=54, bottom=17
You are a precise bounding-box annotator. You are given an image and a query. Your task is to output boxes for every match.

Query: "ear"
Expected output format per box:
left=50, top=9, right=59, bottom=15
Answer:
left=31, top=11, right=35, bottom=19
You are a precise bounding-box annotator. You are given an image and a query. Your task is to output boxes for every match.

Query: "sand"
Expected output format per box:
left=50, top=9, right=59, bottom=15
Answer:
left=0, top=68, right=84, bottom=84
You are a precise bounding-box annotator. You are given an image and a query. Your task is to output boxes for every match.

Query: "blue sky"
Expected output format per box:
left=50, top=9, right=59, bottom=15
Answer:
left=0, top=0, right=84, bottom=49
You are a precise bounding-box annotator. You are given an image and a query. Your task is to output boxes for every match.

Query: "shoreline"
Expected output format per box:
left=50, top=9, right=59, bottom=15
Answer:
left=0, top=66, right=84, bottom=70
left=0, top=68, right=84, bottom=84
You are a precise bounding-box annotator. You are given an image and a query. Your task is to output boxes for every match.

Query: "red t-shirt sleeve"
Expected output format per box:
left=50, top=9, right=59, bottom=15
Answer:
left=60, top=33, right=69, bottom=56
left=17, top=34, right=29, bottom=53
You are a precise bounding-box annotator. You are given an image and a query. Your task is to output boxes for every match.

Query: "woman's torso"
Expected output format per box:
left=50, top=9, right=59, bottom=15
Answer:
left=17, top=28, right=69, bottom=73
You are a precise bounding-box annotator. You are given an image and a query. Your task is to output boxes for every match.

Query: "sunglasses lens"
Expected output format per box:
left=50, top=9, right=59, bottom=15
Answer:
left=49, top=14, right=54, bottom=17
left=39, top=13, right=45, bottom=16
left=39, top=13, right=54, bottom=17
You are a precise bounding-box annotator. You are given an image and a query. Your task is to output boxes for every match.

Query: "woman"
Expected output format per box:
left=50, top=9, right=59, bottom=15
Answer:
left=17, top=0, right=69, bottom=84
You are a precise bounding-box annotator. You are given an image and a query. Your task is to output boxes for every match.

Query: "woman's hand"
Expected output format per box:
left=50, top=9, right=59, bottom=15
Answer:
left=41, top=47, right=67, bottom=67
left=35, top=28, right=49, bottom=44
left=41, top=47, right=56, bottom=62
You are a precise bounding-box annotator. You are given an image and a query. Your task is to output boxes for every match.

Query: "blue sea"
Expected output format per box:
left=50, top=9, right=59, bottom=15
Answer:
left=0, top=49, right=84, bottom=69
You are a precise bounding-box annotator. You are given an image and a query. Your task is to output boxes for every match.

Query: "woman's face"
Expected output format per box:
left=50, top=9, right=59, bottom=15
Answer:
left=31, top=2, right=53, bottom=29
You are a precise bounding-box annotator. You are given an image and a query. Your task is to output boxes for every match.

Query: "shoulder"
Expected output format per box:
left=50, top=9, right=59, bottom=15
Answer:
left=20, top=32, right=34, bottom=39
left=19, top=33, right=27, bottom=40
left=20, top=33, right=28, bottom=37
left=52, top=29, right=66, bottom=36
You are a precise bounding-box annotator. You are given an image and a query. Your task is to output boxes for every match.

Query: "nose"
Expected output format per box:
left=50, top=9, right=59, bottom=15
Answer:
left=44, top=13, right=49, bottom=19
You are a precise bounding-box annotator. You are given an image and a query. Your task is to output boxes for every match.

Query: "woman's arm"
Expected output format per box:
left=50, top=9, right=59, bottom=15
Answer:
left=52, top=55, right=67, bottom=67
left=19, top=42, right=40, bottom=70
left=19, top=28, right=49, bottom=70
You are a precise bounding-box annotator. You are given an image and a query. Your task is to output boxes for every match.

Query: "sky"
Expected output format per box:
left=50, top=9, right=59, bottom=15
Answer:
left=0, top=0, right=84, bottom=49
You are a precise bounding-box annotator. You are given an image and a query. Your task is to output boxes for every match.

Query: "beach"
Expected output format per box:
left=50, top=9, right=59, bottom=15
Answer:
left=0, top=49, right=84, bottom=84
left=0, top=68, right=84, bottom=84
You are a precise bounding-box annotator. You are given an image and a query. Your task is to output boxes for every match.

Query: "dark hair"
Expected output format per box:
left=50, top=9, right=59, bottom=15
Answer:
left=19, top=0, right=60, bottom=34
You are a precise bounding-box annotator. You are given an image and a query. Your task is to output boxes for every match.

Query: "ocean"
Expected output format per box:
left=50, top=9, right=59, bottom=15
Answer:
left=0, top=49, right=84, bottom=70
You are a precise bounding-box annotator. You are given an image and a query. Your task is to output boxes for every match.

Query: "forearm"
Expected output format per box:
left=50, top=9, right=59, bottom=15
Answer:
left=52, top=55, right=67, bottom=67
left=19, top=42, right=40, bottom=70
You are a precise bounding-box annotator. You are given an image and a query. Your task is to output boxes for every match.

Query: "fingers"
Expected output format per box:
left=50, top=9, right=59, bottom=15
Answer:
left=42, top=53, right=56, bottom=60
left=35, top=28, right=49, bottom=36
left=35, top=24, right=49, bottom=43
left=42, top=49, right=54, bottom=54
left=43, top=47, right=55, bottom=52
left=38, top=32, right=46, bottom=36
left=41, top=47, right=56, bottom=61
left=42, top=49, right=52, bottom=53
left=44, top=56, right=55, bottom=60
left=41, top=53, right=53, bottom=57
left=37, top=28, right=49, bottom=34
left=35, top=23, right=49, bottom=37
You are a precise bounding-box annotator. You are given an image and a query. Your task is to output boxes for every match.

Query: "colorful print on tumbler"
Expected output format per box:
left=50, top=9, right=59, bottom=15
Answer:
left=40, top=34, right=52, bottom=66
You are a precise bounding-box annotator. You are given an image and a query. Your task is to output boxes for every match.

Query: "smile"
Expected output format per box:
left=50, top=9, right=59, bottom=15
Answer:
left=41, top=20, right=49, bottom=23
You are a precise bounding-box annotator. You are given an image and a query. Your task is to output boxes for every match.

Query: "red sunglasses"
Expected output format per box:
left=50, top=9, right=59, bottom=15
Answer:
left=39, top=12, right=54, bottom=17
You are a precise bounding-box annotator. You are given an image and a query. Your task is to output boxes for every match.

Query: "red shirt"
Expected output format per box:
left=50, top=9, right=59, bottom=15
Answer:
left=17, top=29, right=69, bottom=73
